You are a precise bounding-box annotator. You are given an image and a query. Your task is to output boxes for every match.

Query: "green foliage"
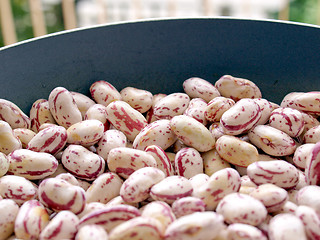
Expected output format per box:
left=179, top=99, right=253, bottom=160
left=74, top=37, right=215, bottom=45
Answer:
left=290, top=0, right=318, bottom=24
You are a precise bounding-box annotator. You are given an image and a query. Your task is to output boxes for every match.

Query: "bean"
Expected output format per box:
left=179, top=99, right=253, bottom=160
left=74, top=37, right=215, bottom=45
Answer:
left=174, top=147, right=203, bottom=178
left=75, top=225, right=108, bottom=240
left=89, top=80, right=121, bottom=107
left=71, top=91, right=96, bottom=118
left=0, top=199, right=19, bottom=240
left=183, top=77, right=220, bottom=102
left=84, top=104, right=110, bottom=131
left=120, top=86, right=153, bottom=113
left=0, top=120, right=22, bottom=155
left=0, top=99, right=30, bottom=129
left=29, top=99, right=56, bottom=132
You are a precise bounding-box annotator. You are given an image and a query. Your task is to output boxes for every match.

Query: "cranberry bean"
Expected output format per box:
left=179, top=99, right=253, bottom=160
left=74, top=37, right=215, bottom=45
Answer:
left=295, top=205, right=320, bottom=240
left=209, top=121, right=225, bottom=140
left=84, top=104, right=110, bottom=131
left=38, top=178, right=86, bottom=214
left=214, top=75, right=262, bottom=101
left=39, top=210, right=79, bottom=240
left=145, top=93, right=167, bottom=123
left=0, top=120, right=22, bottom=155
left=0, top=153, right=9, bottom=177
left=133, top=119, right=177, bottom=151
left=247, top=160, right=299, bottom=189
left=27, top=125, right=67, bottom=154
left=296, top=185, right=320, bottom=213
left=14, top=200, right=50, bottom=240
left=274, top=201, right=298, bottom=215
left=248, top=125, right=297, bottom=156
left=220, top=98, right=261, bottom=135
left=174, top=147, right=203, bottom=178
left=75, top=225, right=108, bottom=240
left=71, top=91, right=96, bottom=118
left=216, top=135, right=259, bottom=167
left=90, top=80, right=121, bottom=107
left=205, top=96, right=235, bottom=122
left=227, top=223, right=267, bottom=240
left=202, top=148, right=231, bottom=176
left=189, top=173, right=209, bottom=196
left=170, top=115, right=215, bottom=152
left=303, top=125, right=320, bottom=143
left=61, top=144, right=105, bottom=181
left=305, top=141, right=320, bottom=185
left=105, top=196, right=139, bottom=208
left=153, top=93, right=190, bottom=120
left=0, top=199, right=19, bottom=240
left=13, top=128, right=36, bottom=148
left=165, top=211, right=224, bottom=240
left=184, top=98, right=208, bottom=125
left=150, top=176, right=193, bottom=204
left=183, top=77, right=220, bottom=102
left=48, top=87, right=82, bottom=128
left=107, top=147, right=157, bottom=179
left=120, top=86, right=153, bottom=113
left=216, top=193, right=268, bottom=226
left=55, top=173, right=80, bottom=186
left=106, top=100, right=148, bottom=142
left=30, top=99, right=56, bottom=133
left=293, top=143, right=315, bottom=169
left=145, top=145, right=174, bottom=176
left=171, top=196, right=206, bottom=218
left=252, top=98, right=273, bottom=125
left=77, top=202, right=107, bottom=219
left=0, top=99, right=31, bottom=129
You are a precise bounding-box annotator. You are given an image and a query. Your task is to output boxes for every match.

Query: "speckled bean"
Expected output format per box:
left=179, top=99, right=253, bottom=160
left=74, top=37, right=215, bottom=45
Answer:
left=216, top=193, right=268, bottom=226
left=247, top=160, right=299, bottom=189
left=13, top=128, right=36, bottom=149
left=120, top=86, right=153, bottom=113
left=145, top=145, right=174, bottom=176
left=133, top=119, right=177, bottom=151
left=296, top=185, right=320, bottom=213
left=30, top=99, right=56, bottom=133
left=7, top=149, right=58, bottom=180
left=220, top=98, right=261, bottom=135
left=79, top=205, right=141, bottom=232
left=86, top=172, right=123, bottom=203
left=248, top=125, right=297, bottom=156
left=105, top=196, right=139, bottom=208
left=0, top=120, right=22, bottom=155
left=48, top=87, right=82, bottom=128
left=216, top=135, right=259, bottom=167
left=193, top=168, right=241, bottom=210
left=183, top=77, right=220, bottom=102
left=0, top=152, right=9, bottom=177
left=227, top=223, right=267, bottom=240
left=75, top=224, right=108, bottom=240
left=27, top=125, right=67, bottom=154
left=145, top=93, right=167, bottom=123
left=55, top=173, right=80, bottom=186
left=189, top=173, right=209, bottom=196
left=106, top=100, right=148, bottom=142
left=183, top=98, right=208, bottom=125
left=38, top=177, right=86, bottom=214
left=0, top=199, right=19, bottom=240
left=252, top=98, right=273, bottom=125
left=71, top=91, right=96, bottom=118
left=150, top=176, right=193, bottom=204
left=0, top=99, right=30, bottom=129
left=214, top=75, right=262, bottom=101
left=249, top=183, right=288, bottom=213
left=292, top=143, right=315, bottom=169
left=84, top=104, right=110, bottom=131
left=170, top=115, right=215, bottom=152
left=0, top=175, right=38, bottom=205
left=202, top=149, right=231, bottom=176
left=14, top=200, right=50, bottom=240
left=299, top=111, right=320, bottom=138
left=305, top=141, right=320, bottom=185
left=107, top=147, right=157, bottom=179
left=303, top=125, right=320, bottom=143
left=67, top=119, right=104, bottom=147
left=171, top=196, right=206, bottom=218
left=61, top=144, right=105, bottom=181
left=295, top=205, right=320, bottom=240
left=89, top=80, right=121, bottom=107
left=39, top=210, right=79, bottom=240
left=268, top=213, right=307, bottom=240
left=174, top=147, right=203, bottom=178
left=164, top=211, right=224, bottom=240
left=153, top=93, right=190, bottom=120
left=205, top=96, right=235, bottom=122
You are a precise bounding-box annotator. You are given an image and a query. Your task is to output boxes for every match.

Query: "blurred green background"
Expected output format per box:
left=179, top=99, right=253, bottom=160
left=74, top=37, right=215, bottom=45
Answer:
left=0, top=0, right=318, bottom=47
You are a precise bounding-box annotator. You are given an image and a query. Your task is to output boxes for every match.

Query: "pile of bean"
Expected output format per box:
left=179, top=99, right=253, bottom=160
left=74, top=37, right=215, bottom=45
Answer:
left=0, top=74, right=320, bottom=240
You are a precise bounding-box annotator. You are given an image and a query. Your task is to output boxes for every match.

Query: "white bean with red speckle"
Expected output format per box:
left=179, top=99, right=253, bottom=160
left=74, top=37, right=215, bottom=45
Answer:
left=0, top=99, right=31, bottom=129
left=247, top=160, right=299, bottom=189
left=145, top=93, right=167, bottom=123
left=67, top=119, right=104, bottom=147
left=220, top=98, right=261, bottom=135
left=303, top=125, right=320, bottom=143
left=227, top=223, right=267, bottom=240
left=120, top=167, right=165, bottom=203
left=38, top=177, right=86, bottom=214
left=61, top=144, right=105, bottom=181
left=299, top=111, right=320, bottom=138
left=164, top=211, right=224, bottom=240
left=0, top=120, right=22, bottom=155
left=216, top=192, right=267, bottom=226
left=183, top=77, right=221, bottom=102
left=27, top=125, right=67, bottom=154
left=209, top=121, right=225, bottom=140
left=48, top=87, right=82, bottom=128
left=170, top=115, right=215, bottom=152
left=202, top=148, right=231, bottom=176
left=84, top=104, right=110, bottom=131
left=252, top=98, right=273, bottom=125
left=0, top=153, right=9, bottom=177
left=305, top=141, right=320, bottom=185
left=106, top=100, right=148, bottom=142
left=193, top=168, right=241, bottom=210
left=249, top=183, right=288, bottom=213
left=0, top=175, right=38, bottom=205
left=171, top=196, right=206, bottom=218
left=153, top=93, right=190, bottom=120
left=86, top=172, right=123, bottom=204
left=105, top=196, right=139, bottom=208
left=75, top=224, right=108, bottom=240
left=214, top=75, right=262, bottom=101
left=295, top=205, right=320, bottom=240
left=296, top=185, right=320, bottom=213
left=0, top=199, right=19, bottom=240
left=78, top=205, right=141, bottom=232
left=39, top=210, right=79, bottom=240
left=248, top=125, right=297, bottom=156
left=205, top=96, right=235, bottom=122
left=189, top=173, right=209, bottom=197
left=274, top=200, right=298, bottom=215
left=133, top=119, right=177, bottom=151
left=77, top=202, right=107, bottom=219
left=14, top=200, right=50, bottom=240
left=183, top=98, right=208, bottom=125
left=150, top=175, right=193, bottom=204
left=292, top=143, right=315, bottom=169
left=145, top=145, right=174, bottom=177
left=30, top=99, right=56, bottom=133
left=269, top=107, right=305, bottom=138
left=13, top=128, right=36, bottom=149
left=268, top=213, right=307, bottom=240
left=216, top=135, right=259, bottom=167
left=107, top=147, right=157, bottom=179
left=174, top=147, right=203, bottom=178
left=120, top=87, right=153, bottom=113
left=71, top=91, right=96, bottom=118
left=55, top=173, right=79, bottom=186
left=7, top=149, right=58, bottom=180
left=90, top=80, right=121, bottom=107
